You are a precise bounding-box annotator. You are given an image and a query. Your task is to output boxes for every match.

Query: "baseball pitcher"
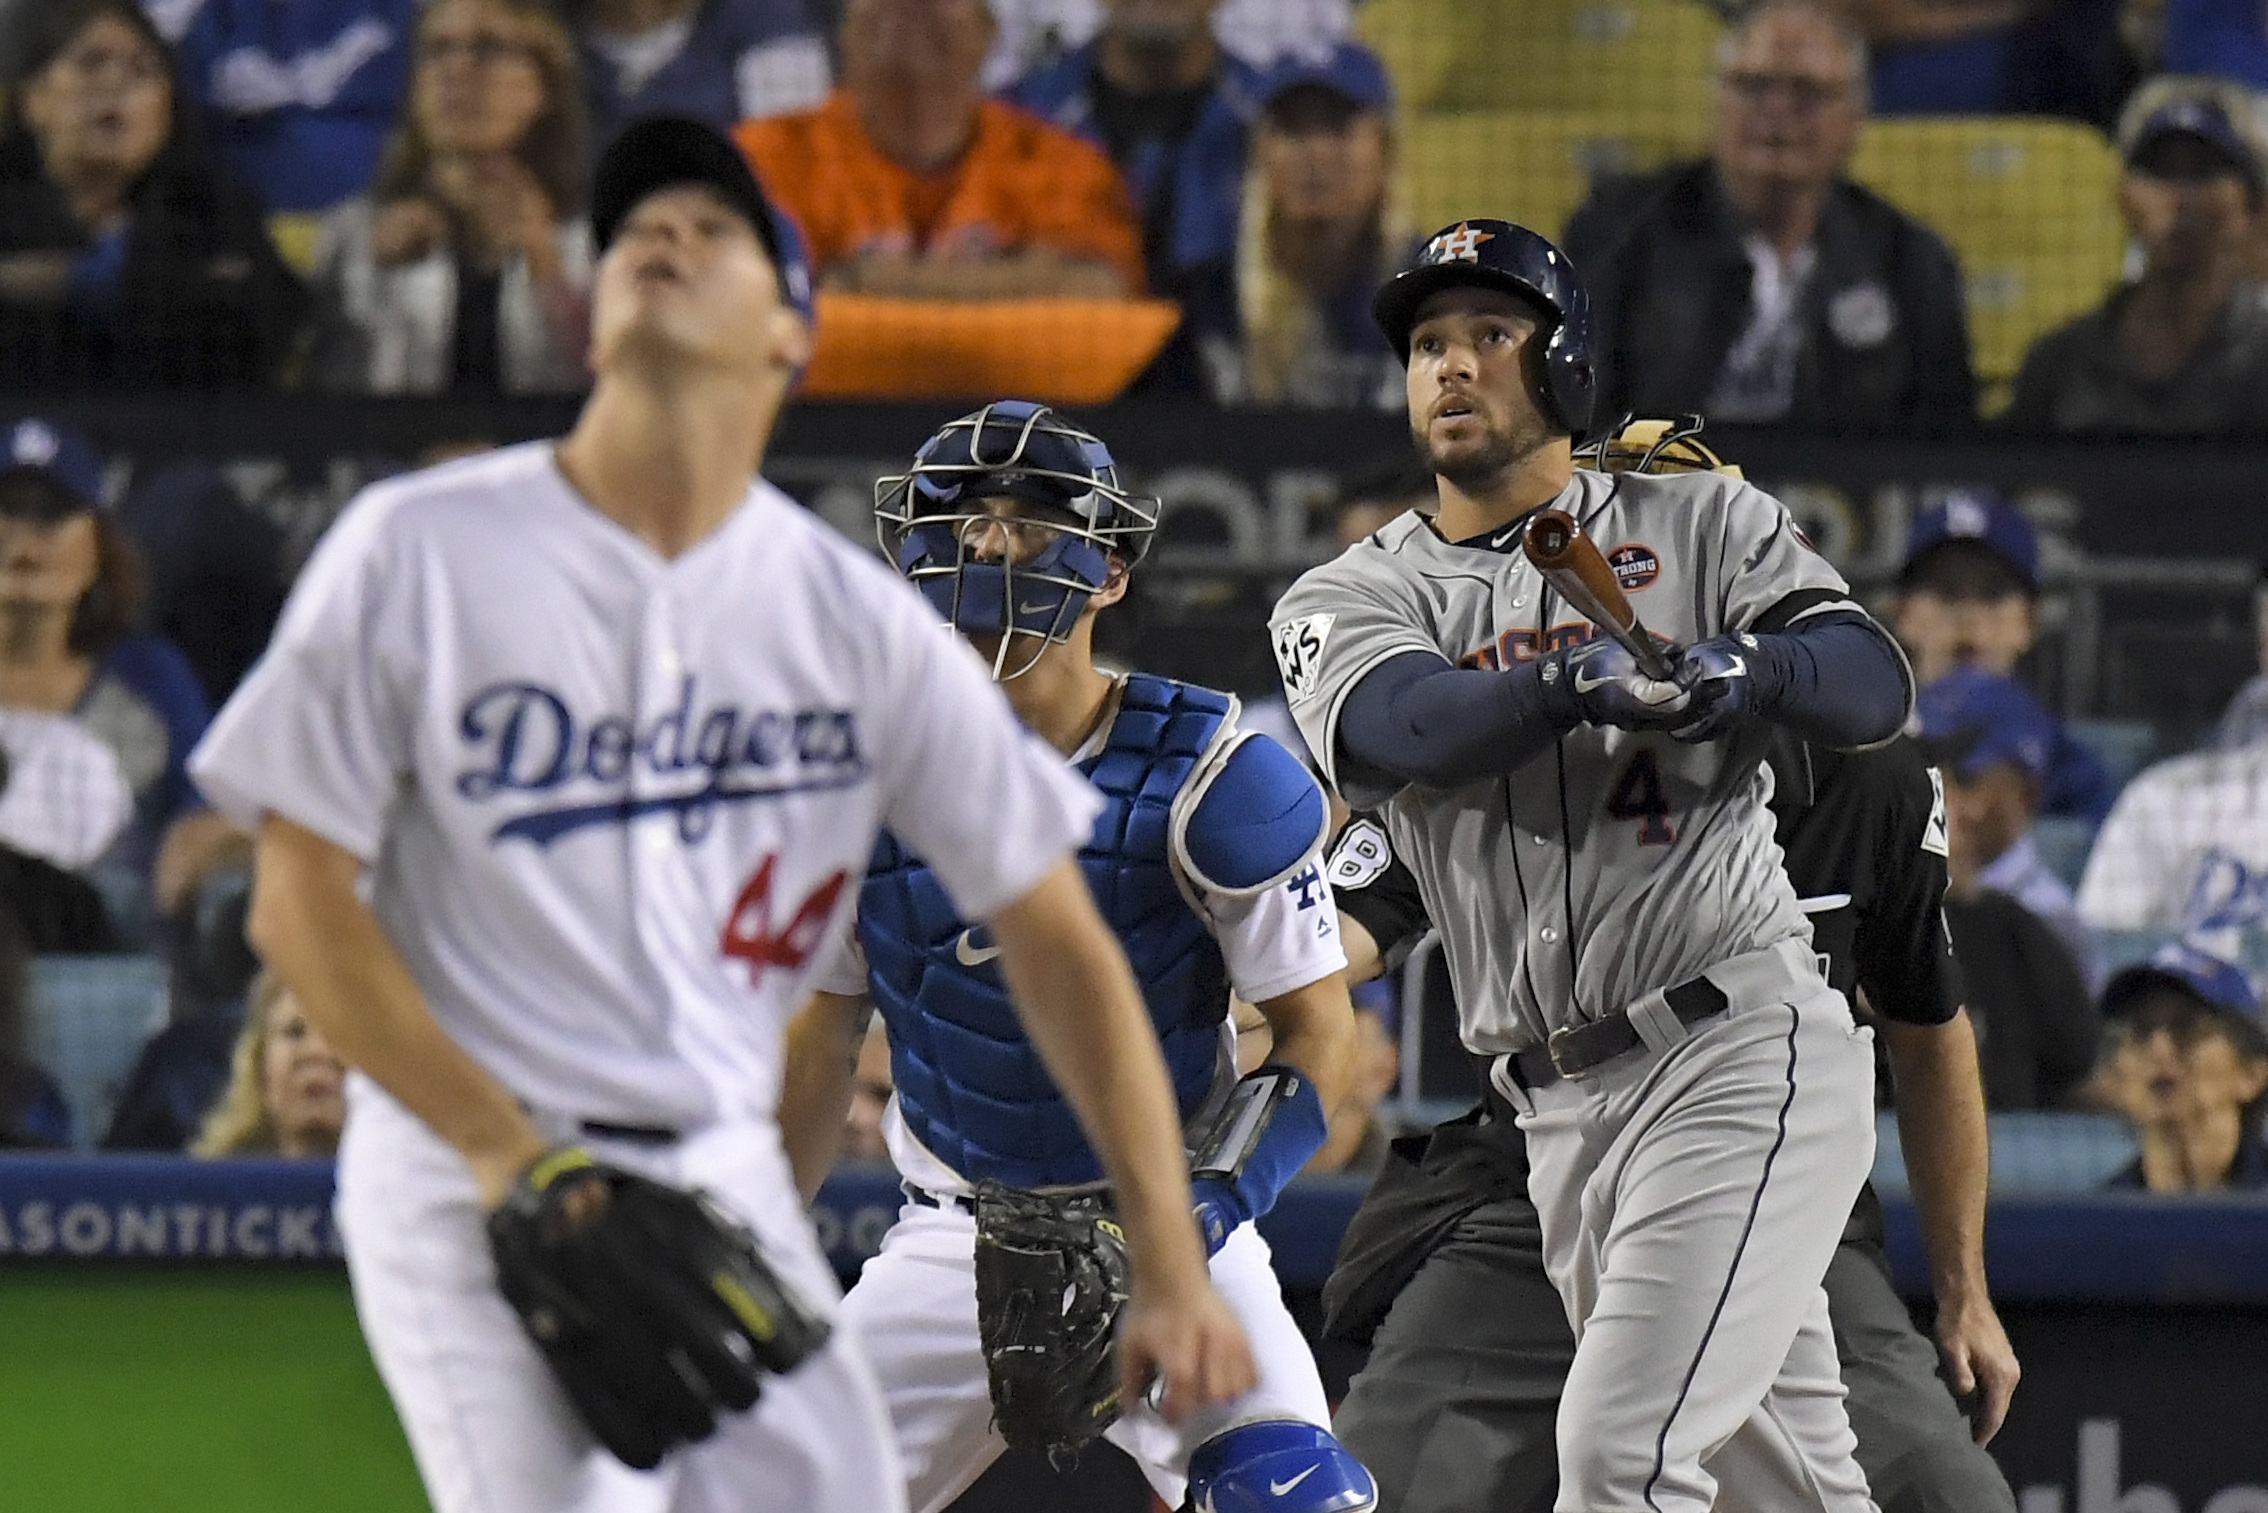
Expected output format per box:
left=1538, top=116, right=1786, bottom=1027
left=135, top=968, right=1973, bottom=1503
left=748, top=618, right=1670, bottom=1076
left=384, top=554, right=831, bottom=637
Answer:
left=192, top=118, right=1252, bottom=1513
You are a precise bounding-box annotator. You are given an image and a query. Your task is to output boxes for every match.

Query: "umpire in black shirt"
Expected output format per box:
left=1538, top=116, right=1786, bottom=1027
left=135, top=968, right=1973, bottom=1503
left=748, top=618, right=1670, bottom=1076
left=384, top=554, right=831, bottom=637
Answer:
left=1318, top=429, right=2018, bottom=1513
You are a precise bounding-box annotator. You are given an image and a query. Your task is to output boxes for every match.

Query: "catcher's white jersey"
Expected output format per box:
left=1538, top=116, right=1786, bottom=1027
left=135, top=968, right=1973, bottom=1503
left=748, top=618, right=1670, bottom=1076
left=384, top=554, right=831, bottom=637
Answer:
left=192, top=442, right=1100, bottom=1127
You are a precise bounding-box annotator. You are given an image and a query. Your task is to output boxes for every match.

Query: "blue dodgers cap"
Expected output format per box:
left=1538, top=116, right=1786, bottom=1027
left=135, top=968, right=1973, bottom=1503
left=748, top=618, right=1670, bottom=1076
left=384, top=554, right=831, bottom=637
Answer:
left=1259, top=40, right=1395, bottom=114
left=2104, top=942, right=2261, bottom=1022
left=2125, top=97, right=2264, bottom=196
left=0, top=418, right=105, bottom=518
left=1913, top=667, right=2055, bottom=783
left=1901, top=490, right=2040, bottom=593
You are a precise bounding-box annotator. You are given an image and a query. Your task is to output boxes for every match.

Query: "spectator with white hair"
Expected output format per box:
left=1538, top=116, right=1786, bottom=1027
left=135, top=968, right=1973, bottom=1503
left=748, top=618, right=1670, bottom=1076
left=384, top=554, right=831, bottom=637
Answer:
left=1561, top=0, right=1976, bottom=429
left=2005, top=75, right=2268, bottom=435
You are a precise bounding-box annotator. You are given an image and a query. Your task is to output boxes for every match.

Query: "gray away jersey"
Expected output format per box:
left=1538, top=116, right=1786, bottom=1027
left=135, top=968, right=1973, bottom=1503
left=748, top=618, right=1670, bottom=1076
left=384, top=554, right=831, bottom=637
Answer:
left=1271, top=466, right=1885, bottom=1054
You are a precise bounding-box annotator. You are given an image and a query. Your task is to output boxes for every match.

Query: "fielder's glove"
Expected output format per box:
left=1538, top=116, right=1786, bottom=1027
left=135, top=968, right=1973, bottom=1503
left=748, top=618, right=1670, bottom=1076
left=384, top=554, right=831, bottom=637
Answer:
left=1549, top=639, right=1691, bottom=732
left=972, top=1182, right=1132, bottom=1466
left=1667, top=633, right=1760, bottom=743
left=486, top=1147, right=830, bottom=1470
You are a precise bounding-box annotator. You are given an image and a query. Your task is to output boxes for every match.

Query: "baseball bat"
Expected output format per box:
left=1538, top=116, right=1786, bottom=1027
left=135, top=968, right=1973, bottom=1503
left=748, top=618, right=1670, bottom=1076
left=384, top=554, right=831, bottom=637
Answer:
left=1521, top=509, right=1680, bottom=681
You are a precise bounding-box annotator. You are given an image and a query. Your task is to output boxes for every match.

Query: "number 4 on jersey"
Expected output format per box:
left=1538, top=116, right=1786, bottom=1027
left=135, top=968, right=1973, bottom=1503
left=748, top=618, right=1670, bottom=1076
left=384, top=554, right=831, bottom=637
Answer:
left=721, top=854, right=848, bottom=983
left=1604, top=748, right=1677, bottom=846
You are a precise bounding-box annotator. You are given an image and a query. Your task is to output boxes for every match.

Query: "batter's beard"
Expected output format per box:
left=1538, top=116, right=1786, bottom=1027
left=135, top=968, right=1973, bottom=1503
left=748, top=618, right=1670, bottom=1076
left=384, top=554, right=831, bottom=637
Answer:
left=1414, top=409, right=1555, bottom=494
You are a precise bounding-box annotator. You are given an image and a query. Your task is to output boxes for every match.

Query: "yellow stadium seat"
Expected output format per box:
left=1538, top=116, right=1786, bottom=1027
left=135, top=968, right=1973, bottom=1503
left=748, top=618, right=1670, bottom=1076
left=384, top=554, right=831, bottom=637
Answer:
left=267, top=212, right=327, bottom=277
left=1399, top=110, right=1706, bottom=245
left=1847, top=118, right=2125, bottom=387
left=1362, top=0, right=1726, bottom=120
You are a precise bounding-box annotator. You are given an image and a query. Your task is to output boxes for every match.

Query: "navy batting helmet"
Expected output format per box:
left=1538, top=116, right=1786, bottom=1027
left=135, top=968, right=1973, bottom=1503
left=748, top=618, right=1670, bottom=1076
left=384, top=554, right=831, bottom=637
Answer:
left=1372, top=219, right=1596, bottom=436
left=875, top=401, right=1157, bottom=679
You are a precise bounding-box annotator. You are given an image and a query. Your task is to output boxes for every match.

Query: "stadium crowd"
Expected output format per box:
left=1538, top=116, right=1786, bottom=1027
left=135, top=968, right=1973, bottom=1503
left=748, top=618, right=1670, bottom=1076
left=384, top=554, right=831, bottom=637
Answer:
left=0, top=0, right=2262, bottom=1204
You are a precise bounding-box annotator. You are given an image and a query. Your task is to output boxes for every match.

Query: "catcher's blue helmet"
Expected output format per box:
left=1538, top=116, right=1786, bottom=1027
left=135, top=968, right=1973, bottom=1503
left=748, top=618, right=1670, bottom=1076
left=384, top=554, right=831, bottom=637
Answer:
left=1372, top=219, right=1596, bottom=436
left=875, top=402, right=1157, bottom=679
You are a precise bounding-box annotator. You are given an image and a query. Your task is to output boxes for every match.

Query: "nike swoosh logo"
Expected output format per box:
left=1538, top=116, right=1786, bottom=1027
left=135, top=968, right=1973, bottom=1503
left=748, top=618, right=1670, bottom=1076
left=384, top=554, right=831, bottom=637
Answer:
left=1490, top=525, right=1522, bottom=549
left=955, top=929, right=1002, bottom=966
left=1017, top=599, right=1056, bottom=615
left=1269, top=1467, right=1319, bottom=1496
left=1573, top=668, right=1614, bottom=693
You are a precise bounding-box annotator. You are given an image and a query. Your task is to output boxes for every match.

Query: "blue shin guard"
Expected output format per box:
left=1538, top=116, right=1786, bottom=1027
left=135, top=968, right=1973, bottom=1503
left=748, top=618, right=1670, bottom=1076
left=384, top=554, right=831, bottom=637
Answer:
left=1187, top=1420, right=1378, bottom=1513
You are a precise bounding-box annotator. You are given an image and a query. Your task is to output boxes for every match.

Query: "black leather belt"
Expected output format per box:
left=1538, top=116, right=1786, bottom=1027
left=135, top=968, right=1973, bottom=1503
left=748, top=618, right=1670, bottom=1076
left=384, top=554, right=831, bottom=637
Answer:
left=905, top=1184, right=976, bottom=1214
left=579, top=1119, right=679, bottom=1146
left=1501, top=976, right=1731, bottom=1091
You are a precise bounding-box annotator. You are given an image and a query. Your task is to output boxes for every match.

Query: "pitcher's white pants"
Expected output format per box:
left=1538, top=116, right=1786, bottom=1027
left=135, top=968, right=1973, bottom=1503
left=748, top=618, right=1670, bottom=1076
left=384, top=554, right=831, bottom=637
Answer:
left=337, top=1081, right=905, bottom=1513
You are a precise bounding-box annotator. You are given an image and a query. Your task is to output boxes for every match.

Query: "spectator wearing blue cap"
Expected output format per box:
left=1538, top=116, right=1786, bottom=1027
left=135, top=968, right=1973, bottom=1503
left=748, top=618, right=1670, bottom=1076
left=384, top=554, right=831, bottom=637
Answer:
left=1172, top=40, right=1404, bottom=406
left=1909, top=671, right=2103, bottom=1107
left=1917, top=666, right=2105, bottom=991
left=1890, top=490, right=2118, bottom=826
left=2005, top=77, right=2268, bottom=436
left=0, top=418, right=238, bottom=944
left=2092, top=943, right=2268, bottom=1191
left=1005, top=0, right=1261, bottom=317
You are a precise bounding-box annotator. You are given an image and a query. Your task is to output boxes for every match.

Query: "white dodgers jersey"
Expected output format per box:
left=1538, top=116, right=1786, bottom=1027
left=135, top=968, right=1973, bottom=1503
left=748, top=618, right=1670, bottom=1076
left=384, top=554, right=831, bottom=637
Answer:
left=192, top=443, right=1099, bottom=1130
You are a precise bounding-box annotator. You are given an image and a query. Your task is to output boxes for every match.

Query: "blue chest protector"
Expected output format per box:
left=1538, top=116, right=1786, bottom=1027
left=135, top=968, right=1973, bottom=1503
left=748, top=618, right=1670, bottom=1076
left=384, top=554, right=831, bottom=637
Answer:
left=859, top=676, right=1264, bottom=1189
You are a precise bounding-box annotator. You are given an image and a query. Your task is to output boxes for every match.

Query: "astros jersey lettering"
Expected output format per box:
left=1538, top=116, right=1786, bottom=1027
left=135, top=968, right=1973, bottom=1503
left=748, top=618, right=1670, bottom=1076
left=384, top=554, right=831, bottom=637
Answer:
left=1271, top=466, right=1864, bottom=1053
left=191, top=443, right=1100, bottom=1130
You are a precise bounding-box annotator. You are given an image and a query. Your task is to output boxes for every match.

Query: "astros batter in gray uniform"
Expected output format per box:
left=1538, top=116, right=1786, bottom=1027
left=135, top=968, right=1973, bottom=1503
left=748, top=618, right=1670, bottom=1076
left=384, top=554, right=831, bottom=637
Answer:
left=1271, top=219, right=1914, bottom=1512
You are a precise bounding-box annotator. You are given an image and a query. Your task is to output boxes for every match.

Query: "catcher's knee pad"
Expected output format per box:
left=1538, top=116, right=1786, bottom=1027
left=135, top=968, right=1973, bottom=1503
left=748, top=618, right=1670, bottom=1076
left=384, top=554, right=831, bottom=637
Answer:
left=1187, top=1420, right=1378, bottom=1513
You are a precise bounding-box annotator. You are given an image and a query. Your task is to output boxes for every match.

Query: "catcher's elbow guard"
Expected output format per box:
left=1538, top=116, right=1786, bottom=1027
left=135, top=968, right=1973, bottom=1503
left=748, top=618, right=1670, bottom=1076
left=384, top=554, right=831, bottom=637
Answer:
left=1187, top=1063, right=1330, bottom=1236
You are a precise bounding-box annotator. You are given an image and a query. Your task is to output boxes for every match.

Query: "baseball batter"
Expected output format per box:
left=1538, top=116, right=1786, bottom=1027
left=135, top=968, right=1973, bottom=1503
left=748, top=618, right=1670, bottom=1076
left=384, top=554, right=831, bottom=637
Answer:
left=188, top=119, right=1252, bottom=1513
left=786, top=401, right=1376, bottom=1513
left=1270, top=220, right=1915, bottom=1512
left=1314, top=422, right=2018, bottom=1513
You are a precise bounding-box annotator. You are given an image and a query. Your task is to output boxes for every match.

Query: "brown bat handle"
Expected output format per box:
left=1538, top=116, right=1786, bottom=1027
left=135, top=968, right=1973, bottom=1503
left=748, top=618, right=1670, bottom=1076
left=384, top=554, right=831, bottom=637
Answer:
left=1522, top=509, right=1678, bottom=681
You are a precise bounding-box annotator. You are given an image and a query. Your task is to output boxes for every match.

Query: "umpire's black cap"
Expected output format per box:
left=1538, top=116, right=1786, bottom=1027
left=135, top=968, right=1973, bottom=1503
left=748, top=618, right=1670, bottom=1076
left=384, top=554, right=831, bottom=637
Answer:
left=590, top=115, right=813, bottom=321
left=1373, top=218, right=1597, bottom=435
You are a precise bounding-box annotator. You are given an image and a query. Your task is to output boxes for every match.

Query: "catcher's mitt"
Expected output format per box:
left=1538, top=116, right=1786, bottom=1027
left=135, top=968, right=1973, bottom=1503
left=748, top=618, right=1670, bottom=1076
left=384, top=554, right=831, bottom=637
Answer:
left=1576, top=414, right=1744, bottom=478
left=971, top=1182, right=1132, bottom=1465
left=486, top=1147, right=830, bottom=1470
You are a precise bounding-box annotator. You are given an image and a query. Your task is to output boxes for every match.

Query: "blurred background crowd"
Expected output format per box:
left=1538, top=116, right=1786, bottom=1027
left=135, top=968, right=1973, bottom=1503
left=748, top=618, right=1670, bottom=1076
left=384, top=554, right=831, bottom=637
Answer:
left=0, top=0, right=2263, bottom=1212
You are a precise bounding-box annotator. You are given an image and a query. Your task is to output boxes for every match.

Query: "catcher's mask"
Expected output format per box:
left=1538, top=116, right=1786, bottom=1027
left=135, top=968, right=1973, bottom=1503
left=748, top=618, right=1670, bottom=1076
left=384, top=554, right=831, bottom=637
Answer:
left=875, top=401, right=1157, bottom=680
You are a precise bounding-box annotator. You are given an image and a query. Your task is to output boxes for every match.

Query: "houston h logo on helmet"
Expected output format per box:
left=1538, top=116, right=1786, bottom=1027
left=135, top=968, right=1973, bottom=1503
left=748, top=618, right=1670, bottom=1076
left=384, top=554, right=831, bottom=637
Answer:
left=1375, top=217, right=1598, bottom=442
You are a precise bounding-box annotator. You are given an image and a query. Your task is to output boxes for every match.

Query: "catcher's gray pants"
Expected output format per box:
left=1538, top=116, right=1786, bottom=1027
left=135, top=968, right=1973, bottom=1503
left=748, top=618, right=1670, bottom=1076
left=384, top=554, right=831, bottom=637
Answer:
left=1333, top=1202, right=2015, bottom=1513
left=839, top=1196, right=1330, bottom=1513
left=1511, top=942, right=1879, bottom=1513
left=337, top=1081, right=906, bottom=1513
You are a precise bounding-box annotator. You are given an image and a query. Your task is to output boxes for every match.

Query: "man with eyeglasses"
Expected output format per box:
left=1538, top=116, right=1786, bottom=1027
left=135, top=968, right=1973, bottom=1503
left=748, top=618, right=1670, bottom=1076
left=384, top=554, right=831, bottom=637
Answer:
left=1561, top=0, right=1976, bottom=431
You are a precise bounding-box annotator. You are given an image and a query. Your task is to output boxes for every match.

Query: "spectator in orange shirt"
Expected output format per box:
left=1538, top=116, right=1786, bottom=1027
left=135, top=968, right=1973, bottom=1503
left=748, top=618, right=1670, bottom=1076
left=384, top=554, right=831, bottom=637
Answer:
left=734, top=0, right=1145, bottom=299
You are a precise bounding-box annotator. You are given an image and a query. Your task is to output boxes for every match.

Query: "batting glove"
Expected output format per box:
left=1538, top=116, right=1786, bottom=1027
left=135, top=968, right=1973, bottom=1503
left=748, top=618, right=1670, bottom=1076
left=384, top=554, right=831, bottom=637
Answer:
left=1668, top=633, right=1760, bottom=743
left=1549, top=640, right=1691, bottom=731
